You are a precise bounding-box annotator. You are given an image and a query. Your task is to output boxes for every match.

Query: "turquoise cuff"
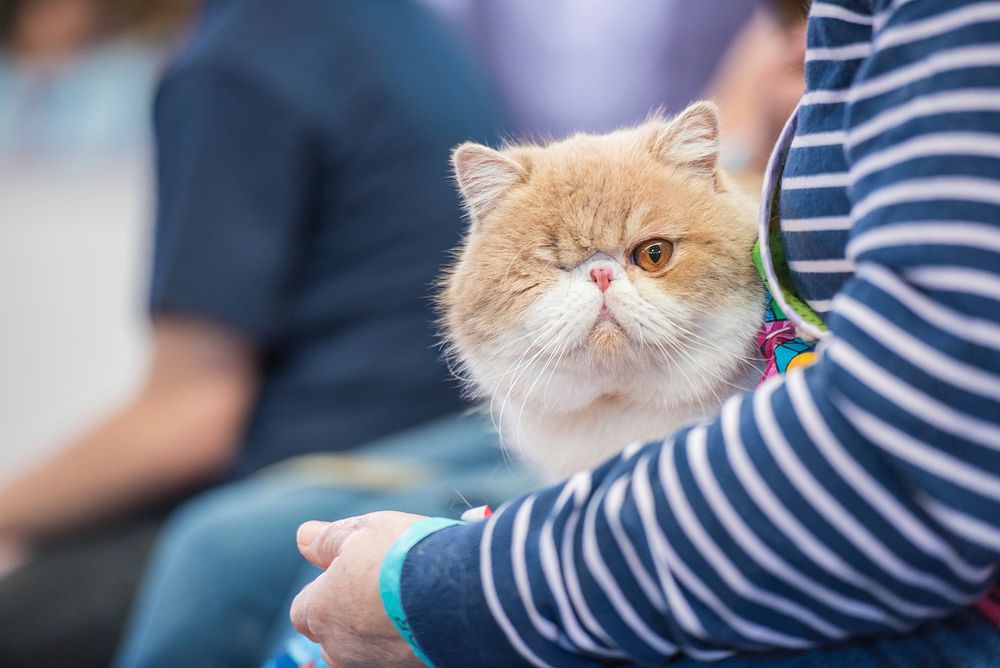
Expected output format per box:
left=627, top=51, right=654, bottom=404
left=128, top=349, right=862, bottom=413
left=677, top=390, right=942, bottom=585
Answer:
left=379, top=517, right=463, bottom=668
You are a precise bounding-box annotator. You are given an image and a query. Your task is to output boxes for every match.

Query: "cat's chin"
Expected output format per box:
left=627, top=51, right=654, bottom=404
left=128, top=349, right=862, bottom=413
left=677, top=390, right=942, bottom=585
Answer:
left=490, top=337, right=762, bottom=480
left=587, top=318, right=629, bottom=358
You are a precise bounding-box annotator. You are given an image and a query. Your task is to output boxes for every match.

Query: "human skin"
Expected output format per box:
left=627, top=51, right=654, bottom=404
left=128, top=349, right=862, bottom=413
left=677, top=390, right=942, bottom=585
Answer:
left=0, top=316, right=257, bottom=575
left=290, top=513, right=426, bottom=668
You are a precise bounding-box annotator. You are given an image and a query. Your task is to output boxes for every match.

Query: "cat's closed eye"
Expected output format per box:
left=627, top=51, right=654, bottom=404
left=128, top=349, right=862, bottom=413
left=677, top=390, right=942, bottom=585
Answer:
left=630, top=238, right=674, bottom=272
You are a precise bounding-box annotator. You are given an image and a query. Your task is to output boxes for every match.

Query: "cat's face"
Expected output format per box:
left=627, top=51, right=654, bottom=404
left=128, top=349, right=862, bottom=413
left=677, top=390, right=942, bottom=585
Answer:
left=441, top=102, right=764, bottom=421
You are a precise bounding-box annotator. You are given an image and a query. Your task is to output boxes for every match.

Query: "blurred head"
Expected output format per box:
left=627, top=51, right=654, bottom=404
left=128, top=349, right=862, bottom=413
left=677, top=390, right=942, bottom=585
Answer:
left=766, top=0, right=809, bottom=74
left=1, top=0, right=194, bottom=63
left=767, top=0, right=810, bottom=29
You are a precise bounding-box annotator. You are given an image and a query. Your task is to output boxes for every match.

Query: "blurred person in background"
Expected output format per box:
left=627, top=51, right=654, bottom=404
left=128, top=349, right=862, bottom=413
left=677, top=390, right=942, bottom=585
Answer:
left=0, top=0, right=193, bottom=164
left=0, top=1, right=504, bottom=666
left=421, top=0, right=756, bottom=139
left=420, top=0, right=805, bottom=183
left=709, top=0, right=809, bottom=180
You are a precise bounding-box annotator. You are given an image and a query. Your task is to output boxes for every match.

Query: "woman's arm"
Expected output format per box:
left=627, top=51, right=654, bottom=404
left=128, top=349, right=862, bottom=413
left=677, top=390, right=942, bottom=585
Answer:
left=293, top=2, right=1000, bottom=665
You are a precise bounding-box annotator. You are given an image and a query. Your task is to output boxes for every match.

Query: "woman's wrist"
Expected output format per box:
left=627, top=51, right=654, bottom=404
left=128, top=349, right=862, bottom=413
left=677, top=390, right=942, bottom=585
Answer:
left=392, top=519, right=532, bottom=668
left=379, top=517, right=465, bottom=667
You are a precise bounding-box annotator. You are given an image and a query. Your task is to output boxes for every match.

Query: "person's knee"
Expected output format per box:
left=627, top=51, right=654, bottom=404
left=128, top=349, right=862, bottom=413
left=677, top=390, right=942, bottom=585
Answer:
left=154, top=490, right=247, bottom=571
left=115, top=494, right=272, bottom=668
left=118, top=480, right=364, bottom=668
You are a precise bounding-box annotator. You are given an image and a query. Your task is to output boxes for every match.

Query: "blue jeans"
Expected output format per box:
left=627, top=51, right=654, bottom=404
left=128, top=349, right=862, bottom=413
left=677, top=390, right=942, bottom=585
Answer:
left=114, top=413, right=535, bottom=668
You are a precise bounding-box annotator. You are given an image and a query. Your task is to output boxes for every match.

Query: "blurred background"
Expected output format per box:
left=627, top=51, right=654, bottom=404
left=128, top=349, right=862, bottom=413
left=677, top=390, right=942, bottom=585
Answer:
left=0, top=0, right=804, bottom=479
left=0, top=0, right=195, bottom=480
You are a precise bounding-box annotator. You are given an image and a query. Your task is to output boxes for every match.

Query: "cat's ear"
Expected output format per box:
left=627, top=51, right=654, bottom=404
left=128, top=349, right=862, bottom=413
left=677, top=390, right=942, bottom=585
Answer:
left=647, top=101, right=721, bottom=184
left=452, top=142, right=527, bottom=223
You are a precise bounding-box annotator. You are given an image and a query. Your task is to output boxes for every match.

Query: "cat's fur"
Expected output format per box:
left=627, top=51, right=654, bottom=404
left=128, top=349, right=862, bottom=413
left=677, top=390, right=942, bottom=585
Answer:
left=440, top=102, right=765, bottom=479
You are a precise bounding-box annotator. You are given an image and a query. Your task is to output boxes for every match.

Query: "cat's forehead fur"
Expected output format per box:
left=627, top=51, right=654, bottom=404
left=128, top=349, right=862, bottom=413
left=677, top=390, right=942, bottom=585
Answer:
left=449, top=119, right=757, bottom=318
left=493, top=123, right=733, bottom=254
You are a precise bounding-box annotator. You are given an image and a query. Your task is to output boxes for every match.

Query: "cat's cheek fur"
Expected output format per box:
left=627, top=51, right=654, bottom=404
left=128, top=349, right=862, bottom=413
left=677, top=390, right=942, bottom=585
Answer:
left=451, top=278, right=599, bottom=411
left=440, top=237, right=550, bottom=349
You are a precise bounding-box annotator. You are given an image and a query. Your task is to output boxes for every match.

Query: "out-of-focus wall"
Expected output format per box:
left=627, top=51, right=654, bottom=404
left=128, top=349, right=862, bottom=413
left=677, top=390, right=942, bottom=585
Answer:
left=0, top=162, right=152, bottom=482
left=0, top=0, right=193, bottom=482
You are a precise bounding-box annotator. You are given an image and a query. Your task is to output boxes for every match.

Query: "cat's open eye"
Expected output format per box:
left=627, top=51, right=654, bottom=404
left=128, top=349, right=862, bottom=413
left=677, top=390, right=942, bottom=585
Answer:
left=630, top=238, right=674, bottom=272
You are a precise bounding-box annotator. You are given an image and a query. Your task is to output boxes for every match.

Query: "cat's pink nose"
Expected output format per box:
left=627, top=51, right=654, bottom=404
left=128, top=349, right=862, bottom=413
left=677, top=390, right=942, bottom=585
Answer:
left=590, top=267, right=614, bottom=293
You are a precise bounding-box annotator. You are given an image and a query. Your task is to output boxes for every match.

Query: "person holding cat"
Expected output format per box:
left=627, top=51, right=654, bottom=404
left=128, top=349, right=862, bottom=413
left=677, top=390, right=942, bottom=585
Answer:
left=288, top=0, right=1000, bottom=666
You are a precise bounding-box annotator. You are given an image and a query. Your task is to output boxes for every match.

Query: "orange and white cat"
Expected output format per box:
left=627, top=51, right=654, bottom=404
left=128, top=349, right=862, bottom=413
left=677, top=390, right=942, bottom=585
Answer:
left=440, top=102, right=765, bottom=479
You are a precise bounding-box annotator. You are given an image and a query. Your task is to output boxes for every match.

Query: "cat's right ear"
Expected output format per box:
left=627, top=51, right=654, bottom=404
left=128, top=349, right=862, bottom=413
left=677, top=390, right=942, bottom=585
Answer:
left=646, top=101, right=722, bottom=186
left=452, top=142, right=527, bottom=223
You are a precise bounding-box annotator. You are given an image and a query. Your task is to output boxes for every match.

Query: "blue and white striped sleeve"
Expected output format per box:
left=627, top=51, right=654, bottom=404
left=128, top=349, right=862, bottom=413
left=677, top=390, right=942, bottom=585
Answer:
left=397, top=2, right=1000, bottom=665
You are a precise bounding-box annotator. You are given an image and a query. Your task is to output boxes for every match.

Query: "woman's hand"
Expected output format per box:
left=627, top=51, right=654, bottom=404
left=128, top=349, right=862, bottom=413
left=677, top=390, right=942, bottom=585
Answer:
left=290, top=511, right=427, bottom=668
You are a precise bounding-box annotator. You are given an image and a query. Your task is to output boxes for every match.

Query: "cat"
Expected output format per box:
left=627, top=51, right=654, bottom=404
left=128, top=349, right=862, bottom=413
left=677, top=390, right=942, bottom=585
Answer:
left=440, top=101, right=765, bottom=479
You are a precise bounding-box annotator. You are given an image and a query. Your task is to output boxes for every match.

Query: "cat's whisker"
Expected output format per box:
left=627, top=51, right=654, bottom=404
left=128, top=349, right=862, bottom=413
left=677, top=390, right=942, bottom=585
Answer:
left=637, top=306, right=756, bottom=373
left=464, top=318, right=573, bottom=389
left=491, top=315, right=571, bottom=445
left=691, top=337, right=762, bottom=366
left=500, top=239, right=542, bottom=286
left=670, top=338, right=732, bottom=406
left=473, top=301, right=577, bottom=371
left=516, top=326, right=573, bottom=428
left=636, top=315, right=722, bottom=406
left=541, top=333, right=574, bottom=408
left=650, top=334, right=703, bottom=402
left=667, top=321, right=762, bottom=372
left=452, top=487, right=474, bottom=511
left=498, top=319, right=569, bottom=431
left=501, top=320, right=569, bottom=377
left=653, top=313, right=763, bottom=368
left=477, top=331, right=561, bottom=369
left=643, top=324, right=759, bottom=402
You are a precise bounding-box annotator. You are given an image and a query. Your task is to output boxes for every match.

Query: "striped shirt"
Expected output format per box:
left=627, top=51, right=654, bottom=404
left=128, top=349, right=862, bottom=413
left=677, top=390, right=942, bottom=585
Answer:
left=399, top=1, right=1000, bottom=665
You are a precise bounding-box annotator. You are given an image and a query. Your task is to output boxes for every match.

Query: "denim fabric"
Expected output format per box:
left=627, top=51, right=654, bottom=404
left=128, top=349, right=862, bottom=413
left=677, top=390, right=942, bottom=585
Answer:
left=114, top=413, right=535, bottom=668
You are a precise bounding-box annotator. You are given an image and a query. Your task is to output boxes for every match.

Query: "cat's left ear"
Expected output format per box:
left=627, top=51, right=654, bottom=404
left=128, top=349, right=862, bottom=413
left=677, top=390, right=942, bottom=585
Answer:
left=647, top=101, right=721, bottom=186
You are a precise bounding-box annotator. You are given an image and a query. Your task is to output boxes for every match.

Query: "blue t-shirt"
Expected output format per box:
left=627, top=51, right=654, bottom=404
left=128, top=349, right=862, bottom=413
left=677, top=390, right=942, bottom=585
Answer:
left=149, top=0, right=503, bottom=478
